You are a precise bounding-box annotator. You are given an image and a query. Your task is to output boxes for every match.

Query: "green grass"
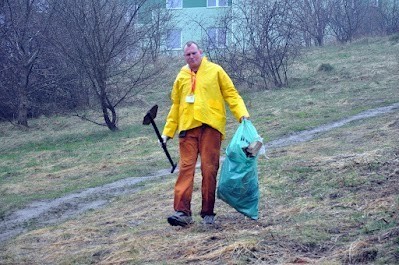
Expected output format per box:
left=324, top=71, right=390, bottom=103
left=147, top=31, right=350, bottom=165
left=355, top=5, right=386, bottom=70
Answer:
left=0, top=36, right=399, bottom=264
left=0, top=119, right=179, bottom=214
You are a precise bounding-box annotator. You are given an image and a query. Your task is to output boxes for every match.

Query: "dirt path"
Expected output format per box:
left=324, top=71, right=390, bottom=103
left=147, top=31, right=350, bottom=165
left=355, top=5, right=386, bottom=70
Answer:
left=0, top=170, right=171, bottom=242
left=1, top=102, right=398, bottom=243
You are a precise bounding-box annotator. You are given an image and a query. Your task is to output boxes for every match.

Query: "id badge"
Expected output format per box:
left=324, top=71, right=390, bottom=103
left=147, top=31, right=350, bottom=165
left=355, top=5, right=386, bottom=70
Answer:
left=185, top=94, right=195, bottom=103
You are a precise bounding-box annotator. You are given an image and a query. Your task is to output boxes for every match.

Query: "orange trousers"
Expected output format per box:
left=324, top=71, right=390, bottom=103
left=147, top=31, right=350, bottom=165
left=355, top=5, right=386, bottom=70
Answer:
left=174, top=125, right=222, bottom=217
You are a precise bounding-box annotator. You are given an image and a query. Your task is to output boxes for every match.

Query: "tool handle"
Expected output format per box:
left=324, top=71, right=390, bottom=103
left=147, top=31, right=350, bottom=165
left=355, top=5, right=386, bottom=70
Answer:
left=149, top=117, right=177, bottom=173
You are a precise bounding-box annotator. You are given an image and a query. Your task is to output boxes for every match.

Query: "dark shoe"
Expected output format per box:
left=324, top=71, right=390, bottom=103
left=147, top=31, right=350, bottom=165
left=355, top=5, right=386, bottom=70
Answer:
left=202, top=215, right=215, bottom=225
left=167, top=211, right=193, bottom=227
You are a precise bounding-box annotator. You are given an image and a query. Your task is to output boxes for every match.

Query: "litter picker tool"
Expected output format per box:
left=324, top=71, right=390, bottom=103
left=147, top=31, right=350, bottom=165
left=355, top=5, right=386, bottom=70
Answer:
left=142, top=105, right=177, bottom=173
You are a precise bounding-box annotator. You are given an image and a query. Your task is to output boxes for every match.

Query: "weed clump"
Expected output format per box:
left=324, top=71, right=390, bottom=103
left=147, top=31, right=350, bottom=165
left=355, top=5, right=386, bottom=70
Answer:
left=389, top=33, right=399, bottom=44
left=317, top=63, right=334, bottom=72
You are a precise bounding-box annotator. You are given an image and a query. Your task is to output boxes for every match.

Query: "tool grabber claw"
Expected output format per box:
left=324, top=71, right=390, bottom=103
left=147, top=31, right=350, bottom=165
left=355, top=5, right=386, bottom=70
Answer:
left=143, top=105, right=177, bottom=173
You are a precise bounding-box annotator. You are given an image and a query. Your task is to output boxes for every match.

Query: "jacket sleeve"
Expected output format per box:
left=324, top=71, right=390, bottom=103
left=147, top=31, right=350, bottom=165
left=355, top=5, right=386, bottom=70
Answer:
left=162, top=79, right=180, bottom=138
left=218, top=68, right=249, bottom=121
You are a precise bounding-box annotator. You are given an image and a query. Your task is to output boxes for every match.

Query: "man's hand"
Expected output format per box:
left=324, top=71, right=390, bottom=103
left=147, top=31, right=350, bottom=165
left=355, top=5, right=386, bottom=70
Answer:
left=240, top=116, right=249, bottom=122
left=160, top=135, right=170, bottom=146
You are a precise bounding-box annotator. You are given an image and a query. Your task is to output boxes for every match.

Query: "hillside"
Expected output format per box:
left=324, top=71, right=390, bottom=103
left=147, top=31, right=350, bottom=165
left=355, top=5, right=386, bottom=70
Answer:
left=0, top=36, right=399, bottom=264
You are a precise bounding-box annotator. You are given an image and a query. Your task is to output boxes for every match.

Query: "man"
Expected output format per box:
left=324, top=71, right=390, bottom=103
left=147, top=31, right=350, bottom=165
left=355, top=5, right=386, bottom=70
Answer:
left=161, top=41, right=249, bottom=227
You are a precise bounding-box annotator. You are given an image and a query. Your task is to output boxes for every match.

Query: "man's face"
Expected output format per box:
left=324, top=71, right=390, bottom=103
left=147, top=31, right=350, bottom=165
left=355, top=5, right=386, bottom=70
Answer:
left=184, top=44, right=202, bottom=71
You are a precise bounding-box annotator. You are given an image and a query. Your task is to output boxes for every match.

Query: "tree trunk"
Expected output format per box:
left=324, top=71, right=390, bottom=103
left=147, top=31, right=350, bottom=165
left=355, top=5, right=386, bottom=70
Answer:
left=101, top=94, right=118, bottom=131
left=17, top=85, right=28, bottom=127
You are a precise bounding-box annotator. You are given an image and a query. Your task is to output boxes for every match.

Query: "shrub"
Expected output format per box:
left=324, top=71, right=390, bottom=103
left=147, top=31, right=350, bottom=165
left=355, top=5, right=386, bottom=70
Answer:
left=318, top=63, right=334, bottom=72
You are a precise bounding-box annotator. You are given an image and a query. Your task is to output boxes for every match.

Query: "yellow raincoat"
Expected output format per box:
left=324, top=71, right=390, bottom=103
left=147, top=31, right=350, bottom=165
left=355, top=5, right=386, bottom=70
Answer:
left=162, top=57, right=249, bottom=139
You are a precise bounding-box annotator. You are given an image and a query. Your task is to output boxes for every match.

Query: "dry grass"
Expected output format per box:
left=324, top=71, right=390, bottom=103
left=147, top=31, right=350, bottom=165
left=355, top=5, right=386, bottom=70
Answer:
left=1, top=36, right=399, bottom=264
left=1, top=110, right=398, bottom=264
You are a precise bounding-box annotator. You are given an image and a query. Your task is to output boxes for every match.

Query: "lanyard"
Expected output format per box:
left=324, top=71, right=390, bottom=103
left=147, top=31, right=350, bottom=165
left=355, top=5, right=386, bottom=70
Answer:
left=190, top=70, right=196, bottom=94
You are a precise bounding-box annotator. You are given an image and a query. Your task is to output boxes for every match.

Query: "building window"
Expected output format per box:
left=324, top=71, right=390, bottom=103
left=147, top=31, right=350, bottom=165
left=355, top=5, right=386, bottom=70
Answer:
left=207, top=0, right=228, bottom=7
left=167, top=29, right=182, bottom=50
left=166, top=0, right=182, bottom=9
left=370, top=0, right=379, bottom=7
left=207, top=28, right=226, bottom=48
left=35, top=0, right=49, bottom=12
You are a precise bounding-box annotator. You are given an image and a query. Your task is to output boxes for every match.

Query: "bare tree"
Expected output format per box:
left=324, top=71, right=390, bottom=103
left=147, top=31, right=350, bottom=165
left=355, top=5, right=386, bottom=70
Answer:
left=204, top=0, right=301, bottom=89
left=381, top=0, right=399, bottom=34
left=49, top=0, right=171, bottom=131
left=0, top=0, right=50, bottom=126
left=329, top=0, right=369, bottom=43
left=292, top=0, right=332, bottom=46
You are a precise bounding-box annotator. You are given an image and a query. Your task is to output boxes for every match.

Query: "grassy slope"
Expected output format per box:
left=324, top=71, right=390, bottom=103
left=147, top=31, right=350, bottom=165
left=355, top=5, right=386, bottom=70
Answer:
left=0, top=36, right=398, bottom=264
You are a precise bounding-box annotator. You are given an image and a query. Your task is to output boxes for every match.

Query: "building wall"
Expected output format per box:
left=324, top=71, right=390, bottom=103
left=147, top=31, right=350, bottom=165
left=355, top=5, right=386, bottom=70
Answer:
left=165, top=0, right=232, bottom=51
left=183, top=0, right=207, bottom=8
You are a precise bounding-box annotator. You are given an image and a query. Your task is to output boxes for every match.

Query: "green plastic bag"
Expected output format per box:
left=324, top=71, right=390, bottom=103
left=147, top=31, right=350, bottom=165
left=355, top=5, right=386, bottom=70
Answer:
left=217, top=119, right=261, bottom=220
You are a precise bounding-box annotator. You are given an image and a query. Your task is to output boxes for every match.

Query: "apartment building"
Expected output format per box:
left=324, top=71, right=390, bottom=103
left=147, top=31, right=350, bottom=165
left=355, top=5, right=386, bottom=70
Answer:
left=164, top=0, right=232, bottom=50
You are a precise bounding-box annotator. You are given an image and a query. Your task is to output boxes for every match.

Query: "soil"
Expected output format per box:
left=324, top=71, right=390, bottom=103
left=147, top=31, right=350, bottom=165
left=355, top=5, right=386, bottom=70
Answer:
left=1, top=102, right=398, bottom=243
